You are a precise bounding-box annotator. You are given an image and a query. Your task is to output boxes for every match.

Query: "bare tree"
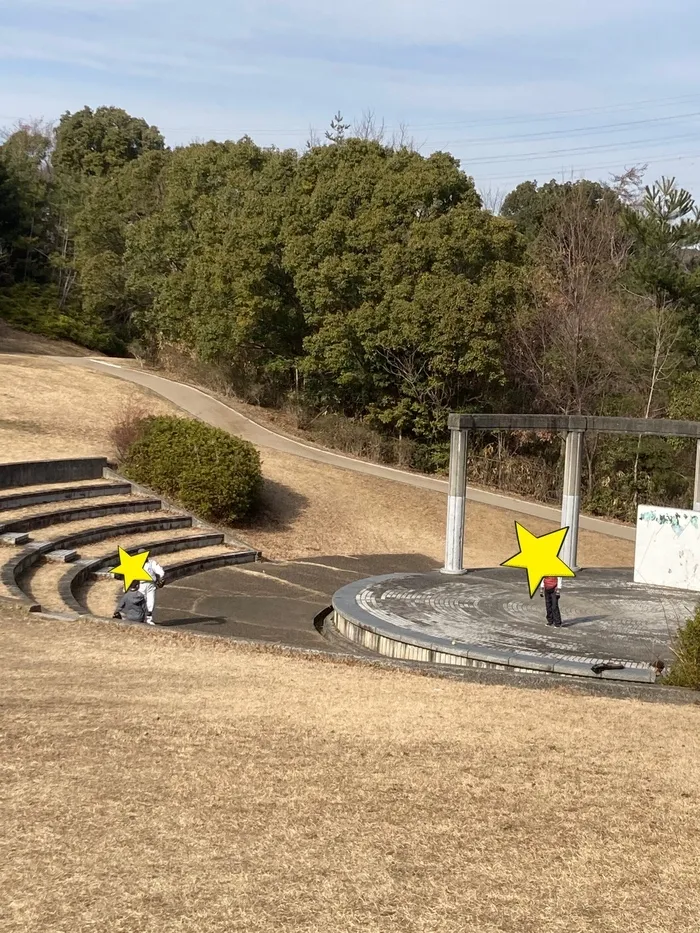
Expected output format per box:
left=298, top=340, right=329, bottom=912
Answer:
left=618, top=293, right=683, bottom=498
left=305, top=125, right=322, bottom=149
left=510, top=184, right=631, bottom=418
left=479, top=185, right=505, bottom=214
left=373, top=346, right=452, bottom=435
left=388, top=122, right=416, bottom=151
left=351, top=110, right=416, bottom=151
left=610, top=164, right=647, bottom=209
left=352, top=109, right=386, bottom=143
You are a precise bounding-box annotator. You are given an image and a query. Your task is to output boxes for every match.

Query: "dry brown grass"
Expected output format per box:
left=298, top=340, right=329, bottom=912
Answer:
left=0, top=351, right=634, bottom=567
left=247, top=447, right=633, bottom=567
left=1, top=606, right=699, bottom=933
left=0, top=354, right=179, bottom=462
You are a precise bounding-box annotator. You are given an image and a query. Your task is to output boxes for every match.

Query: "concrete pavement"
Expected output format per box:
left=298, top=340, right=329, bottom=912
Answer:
left=61, top=356, right=634, bottom=541
left=152, top=552, right=439, bottom=651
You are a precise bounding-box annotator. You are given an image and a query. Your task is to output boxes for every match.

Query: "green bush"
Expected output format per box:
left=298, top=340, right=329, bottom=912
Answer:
left=0, top=282, right=121, bottom=353
left=121, top=416, right=263, bottom=524
left=663, top=606, right=700, bottom=690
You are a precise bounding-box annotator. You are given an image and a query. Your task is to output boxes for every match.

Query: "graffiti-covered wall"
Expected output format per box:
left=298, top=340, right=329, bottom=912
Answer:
left=634, top=505, right=700, bottom=591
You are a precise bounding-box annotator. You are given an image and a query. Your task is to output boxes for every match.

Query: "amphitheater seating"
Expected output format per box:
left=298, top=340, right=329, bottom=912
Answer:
left=0, top=457, right=259, bottom=618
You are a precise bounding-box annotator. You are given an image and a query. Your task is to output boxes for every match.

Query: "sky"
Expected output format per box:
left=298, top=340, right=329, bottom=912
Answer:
left=2, top=0, right=700, bottom=201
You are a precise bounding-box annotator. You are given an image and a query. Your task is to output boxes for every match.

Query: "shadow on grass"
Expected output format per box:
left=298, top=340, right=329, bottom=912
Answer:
left=237, top=478, right=310, bottom=535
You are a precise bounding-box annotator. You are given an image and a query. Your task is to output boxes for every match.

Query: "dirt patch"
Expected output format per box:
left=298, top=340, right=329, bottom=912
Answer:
left=1, top=608, right=699, bottom=933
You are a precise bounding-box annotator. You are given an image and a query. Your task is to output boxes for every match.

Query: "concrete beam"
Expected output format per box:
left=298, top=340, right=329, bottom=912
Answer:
left=694, top=440, right=700, bottom=512
left=588, top=416, right=700, bottom=437
left=448, top=413, right=700, bottom=439
left=448, top=413, right=579, bottom=432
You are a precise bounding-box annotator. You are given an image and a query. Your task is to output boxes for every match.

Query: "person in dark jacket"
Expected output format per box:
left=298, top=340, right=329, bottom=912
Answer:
left=541, top=576, right=562, bottom=627
left=113, top=582, right=147, bottom=623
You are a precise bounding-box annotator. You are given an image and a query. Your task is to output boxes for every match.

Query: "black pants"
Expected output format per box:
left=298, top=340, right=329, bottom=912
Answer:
left=544, top=589, right=562, bottom=626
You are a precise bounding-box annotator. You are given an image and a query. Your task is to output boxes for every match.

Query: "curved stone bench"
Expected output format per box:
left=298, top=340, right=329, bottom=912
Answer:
left=0, top=515, right=192, bottom=610
left=60, top=533, right=226, bottom=613
left=62, top=543, right=259, bottom=616
left=163, top=549, right=259, bottom=582
left=0, top=482, right=131, bottom=512
left=0, top=457, right=108, bottom=490
left=0, top=498, right=162, bottom=535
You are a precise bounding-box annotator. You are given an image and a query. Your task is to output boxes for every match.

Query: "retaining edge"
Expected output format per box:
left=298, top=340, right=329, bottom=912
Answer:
left=0, top=458, right=108, bottom=490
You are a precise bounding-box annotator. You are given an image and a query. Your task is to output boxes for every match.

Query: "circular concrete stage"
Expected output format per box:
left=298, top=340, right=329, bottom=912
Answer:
left=331, top=567, right=700, bottom=684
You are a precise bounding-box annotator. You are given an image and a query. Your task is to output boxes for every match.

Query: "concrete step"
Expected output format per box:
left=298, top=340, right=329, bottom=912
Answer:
left=1, top=514, right=192, bottom=609
left=0, top=498, right=162, bottom=535
left=46, top=549, right=79, bottom=563
left=74, top=525, right=216, bottom=561
left=163, top=548, right=259, bottom=583
left=73, top=544, right=259, bottom=619
left=0, top=532, right=30, bottom=546
left=0, top=482, right=132, bottom=512
left=0, top=490, right=149, bottom=524
left=42, top=534, right=226, bottom=615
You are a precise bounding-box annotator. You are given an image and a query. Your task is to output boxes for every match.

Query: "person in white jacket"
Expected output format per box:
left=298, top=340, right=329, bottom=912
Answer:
left=138, top=556, right=165, bottom=625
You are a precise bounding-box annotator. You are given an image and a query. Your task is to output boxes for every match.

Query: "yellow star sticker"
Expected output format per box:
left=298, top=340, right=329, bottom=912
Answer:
left=109, top=546, right=153, bottom=592
left=501, top=522, right=575, bottom=598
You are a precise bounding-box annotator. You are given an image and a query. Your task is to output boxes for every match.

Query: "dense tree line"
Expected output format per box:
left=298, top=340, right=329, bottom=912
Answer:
left=2, top=105, right=700, bottom=518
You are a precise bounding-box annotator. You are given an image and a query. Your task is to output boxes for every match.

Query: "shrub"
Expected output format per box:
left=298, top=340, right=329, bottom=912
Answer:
left=121, top=416, right=263, bottom=524
left=663, top=606, right=700, bottom=690
left=0, top=282, right=122, bottom=353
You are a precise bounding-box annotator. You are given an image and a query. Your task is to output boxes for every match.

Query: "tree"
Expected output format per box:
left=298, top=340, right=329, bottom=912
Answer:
left=48, top=107, right=167, bottom=319
left=0, top=159, right=22, bottom=284
left=508, top=181, right=629, bottom=417
left=71, top=147, right=170, bottom=343
left=53, top=106, right=165, bottom=179
left=120, top=138, right=303, bottom=397
left=501, top=178, right=611, bottom=243
left=0, top=121, right=54, bottom=283
left=325, top=111, right=351, bottom=144
left=283, top=138, right=521, bottom=438
left=357, top=204, right=525, bottom=440
left=619, top=177, right=700, bottom=500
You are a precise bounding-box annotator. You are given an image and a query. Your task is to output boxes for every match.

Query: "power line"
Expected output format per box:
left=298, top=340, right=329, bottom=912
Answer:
left=475, top=150, right=700, bottom=184
left=433, top=111, right=700, bottom=148
left=390, top=93, right=700, bottom=133
left=184, top=92, right=700, bottom=138
left=458, top=131, right=700, bottom=166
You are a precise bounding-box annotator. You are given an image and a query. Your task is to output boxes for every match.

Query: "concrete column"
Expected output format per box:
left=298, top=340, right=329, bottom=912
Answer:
left=442, top=428, right=469, bottom=574
left=694, top=439, right=700, bottom=512
left=560, top=430, right=584, bottom=571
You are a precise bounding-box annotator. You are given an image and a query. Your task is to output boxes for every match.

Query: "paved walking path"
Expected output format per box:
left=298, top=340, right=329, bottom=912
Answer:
left=61, top=356, right=633, bottom=541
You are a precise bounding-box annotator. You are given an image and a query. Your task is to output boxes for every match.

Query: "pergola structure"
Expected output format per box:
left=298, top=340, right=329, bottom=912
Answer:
left=443, top=413, right=700, bottom=575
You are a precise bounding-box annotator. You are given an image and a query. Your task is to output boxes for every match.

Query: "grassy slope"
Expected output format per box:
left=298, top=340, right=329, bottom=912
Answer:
left=2, top=608, right=699, bottom=933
